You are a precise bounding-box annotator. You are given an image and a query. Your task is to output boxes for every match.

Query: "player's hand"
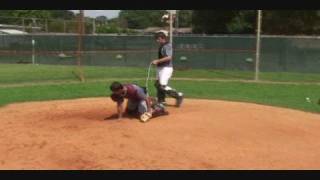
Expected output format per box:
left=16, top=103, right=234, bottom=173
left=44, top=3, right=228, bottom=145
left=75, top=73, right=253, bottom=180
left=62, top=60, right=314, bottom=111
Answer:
left=147, top=109, right=153, bottom=115
left=151, top=59, right=159, bottom=65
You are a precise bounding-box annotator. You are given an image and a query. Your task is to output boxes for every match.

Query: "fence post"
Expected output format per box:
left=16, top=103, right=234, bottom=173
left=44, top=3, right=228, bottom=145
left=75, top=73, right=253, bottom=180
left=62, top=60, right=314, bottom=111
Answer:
left=255, top=10, right=262, bottom=81
left=45, top=19, right=48, bottom=32
left=92, top=19, right=96, bottom=34
left=76, top=10, right=85, bottom=82
left=22, top=18, right=25, bottom=32
left=64, top=20, right=66, bottom=33
left=32, top=39, right=35, bottom=65
left=175, top=10, right=179, bottom=34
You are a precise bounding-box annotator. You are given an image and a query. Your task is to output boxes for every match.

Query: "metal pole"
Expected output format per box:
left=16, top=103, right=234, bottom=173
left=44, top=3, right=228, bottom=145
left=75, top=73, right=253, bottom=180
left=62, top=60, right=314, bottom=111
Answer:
left=169, top=10, right=173, bottom=43
left=64, top=20, right=66, bottom=33
left=31, top=18, right=35, bottom=65
left=77, top=10, right=84, bottom=66
left=76, top=10, right=85, bottom=82
left=175, top=10, right=179, bottom=34
left=255, top=10, right=262, bottom=81
left=45, top=19, right=48, bottom=32
left=92, top=19, right=96, bottom=34
left=169, top=10, right=177, bottom=44
left=22, top=18, right=25, bottom=32
left=32, top=39, right=35, bottom=64
left=32, top=18, right=36, bottom=33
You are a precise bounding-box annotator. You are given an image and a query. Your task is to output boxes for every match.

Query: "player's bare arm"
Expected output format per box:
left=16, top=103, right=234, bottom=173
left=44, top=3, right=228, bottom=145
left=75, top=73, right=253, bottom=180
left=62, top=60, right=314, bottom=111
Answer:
left=152, top=56, right=172, bottom=65
left=145, top=97, right=153, bottom=114
left=117, top=102, right=124, bottom=119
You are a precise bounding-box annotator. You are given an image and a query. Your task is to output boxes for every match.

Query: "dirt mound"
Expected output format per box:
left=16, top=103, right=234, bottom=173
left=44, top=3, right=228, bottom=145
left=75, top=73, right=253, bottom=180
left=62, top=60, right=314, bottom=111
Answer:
left=0, top=98, right=320, bottom=169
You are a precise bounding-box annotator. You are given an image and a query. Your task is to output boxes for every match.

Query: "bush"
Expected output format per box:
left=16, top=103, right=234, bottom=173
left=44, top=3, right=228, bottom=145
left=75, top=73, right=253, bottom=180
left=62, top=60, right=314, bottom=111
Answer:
left=96, top=24, right=120, bottom=34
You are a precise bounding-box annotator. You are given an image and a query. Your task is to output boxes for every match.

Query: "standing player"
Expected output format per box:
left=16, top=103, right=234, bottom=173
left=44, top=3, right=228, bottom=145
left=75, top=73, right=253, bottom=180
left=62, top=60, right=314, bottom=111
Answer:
left=152, top=30, right=184, bottom=107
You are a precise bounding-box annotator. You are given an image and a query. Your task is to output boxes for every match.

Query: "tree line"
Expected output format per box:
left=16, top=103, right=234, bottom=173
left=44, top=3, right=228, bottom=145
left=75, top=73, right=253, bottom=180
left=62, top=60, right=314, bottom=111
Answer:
left=118, top=10, right=320, bottom=35
left=1, top=10, right=320, bottom=35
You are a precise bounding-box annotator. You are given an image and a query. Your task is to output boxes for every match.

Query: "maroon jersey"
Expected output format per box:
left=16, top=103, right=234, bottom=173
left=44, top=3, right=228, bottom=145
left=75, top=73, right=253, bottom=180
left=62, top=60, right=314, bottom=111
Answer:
left=111, top=84, right=147, bottom=103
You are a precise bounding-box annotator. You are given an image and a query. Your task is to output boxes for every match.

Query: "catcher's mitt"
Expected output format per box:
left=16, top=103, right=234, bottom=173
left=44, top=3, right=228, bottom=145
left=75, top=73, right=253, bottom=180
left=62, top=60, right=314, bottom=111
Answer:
left=140, top=112, right=152, bottom=123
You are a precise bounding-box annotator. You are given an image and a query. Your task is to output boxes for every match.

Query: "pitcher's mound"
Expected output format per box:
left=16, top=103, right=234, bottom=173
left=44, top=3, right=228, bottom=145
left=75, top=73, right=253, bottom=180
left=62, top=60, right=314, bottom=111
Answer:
left=0, top=98, right=320, bottom=170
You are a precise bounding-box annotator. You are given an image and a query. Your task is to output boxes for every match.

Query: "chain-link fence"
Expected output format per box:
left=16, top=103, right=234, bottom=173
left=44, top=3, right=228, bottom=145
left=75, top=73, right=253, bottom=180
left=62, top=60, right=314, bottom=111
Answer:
left=1, top=34, right=320, bottom=73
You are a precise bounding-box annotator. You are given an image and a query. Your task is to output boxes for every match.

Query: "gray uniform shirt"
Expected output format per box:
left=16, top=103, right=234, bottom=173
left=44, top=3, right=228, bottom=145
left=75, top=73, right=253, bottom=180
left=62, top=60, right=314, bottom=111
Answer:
left=157, top=42, right=173, bottom=68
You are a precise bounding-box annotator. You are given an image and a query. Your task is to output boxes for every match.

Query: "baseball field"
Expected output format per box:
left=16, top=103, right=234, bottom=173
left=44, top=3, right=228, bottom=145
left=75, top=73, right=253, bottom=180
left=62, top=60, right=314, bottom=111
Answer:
left=0, top=63, right=320, bottom=169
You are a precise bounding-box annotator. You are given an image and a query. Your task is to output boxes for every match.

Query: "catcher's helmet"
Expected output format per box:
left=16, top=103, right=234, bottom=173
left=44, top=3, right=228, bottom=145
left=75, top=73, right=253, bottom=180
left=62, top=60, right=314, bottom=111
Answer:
left=155, top=30, right=168, bottom=37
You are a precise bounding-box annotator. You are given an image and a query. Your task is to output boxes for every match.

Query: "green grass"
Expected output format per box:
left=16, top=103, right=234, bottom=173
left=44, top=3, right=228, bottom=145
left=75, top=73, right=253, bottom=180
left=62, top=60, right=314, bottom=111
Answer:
left=0, top=64, right=146, bottom=85
left=0, top=80, right=319, bottom=113
left=0, top=64, right=319, bottom=114
left=1, top=64, right=320, bottom=85
left=259, top=71, right=320, bottom=83
left=169, top=81, right=320, bottom=113
left=0, top=82, right=106, bottom=106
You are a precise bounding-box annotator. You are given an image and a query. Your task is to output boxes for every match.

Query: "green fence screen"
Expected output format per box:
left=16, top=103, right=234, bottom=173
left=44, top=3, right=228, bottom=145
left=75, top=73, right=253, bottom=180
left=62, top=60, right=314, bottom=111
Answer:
left=0, top=34, right=320, bottom=73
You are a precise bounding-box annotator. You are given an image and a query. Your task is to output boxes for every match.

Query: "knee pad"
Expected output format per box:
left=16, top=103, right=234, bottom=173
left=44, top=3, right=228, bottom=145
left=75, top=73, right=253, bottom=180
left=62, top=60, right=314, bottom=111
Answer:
left=154, top=81, right=166, bottom=91
left=162, top=86, right=180, bottom=98
left=163, top=86, right=173, bottom=91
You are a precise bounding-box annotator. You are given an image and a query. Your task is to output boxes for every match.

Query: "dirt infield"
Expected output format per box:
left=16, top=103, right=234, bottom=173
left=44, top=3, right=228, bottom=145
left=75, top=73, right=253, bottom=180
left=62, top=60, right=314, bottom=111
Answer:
left=0, top=98, right=320, bottom=170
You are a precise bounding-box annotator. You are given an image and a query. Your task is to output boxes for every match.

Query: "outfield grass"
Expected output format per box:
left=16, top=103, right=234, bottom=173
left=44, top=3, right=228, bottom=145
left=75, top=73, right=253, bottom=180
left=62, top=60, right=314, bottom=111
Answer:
left=0, top=79, right=319, bottom=113
left=1, top=64, right=320, bottom=85
left=0, top=64, right=146, bottom=85
left=0, top=64, right=319, bottom=113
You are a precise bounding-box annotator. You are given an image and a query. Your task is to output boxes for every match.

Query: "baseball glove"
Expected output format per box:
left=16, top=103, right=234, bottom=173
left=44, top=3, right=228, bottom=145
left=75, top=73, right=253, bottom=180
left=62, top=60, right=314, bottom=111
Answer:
left=140, top=112, right=152, bottom=123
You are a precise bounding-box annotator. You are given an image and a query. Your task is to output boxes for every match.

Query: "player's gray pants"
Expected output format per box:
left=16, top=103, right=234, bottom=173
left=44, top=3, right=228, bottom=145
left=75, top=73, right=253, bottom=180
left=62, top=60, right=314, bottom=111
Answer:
left=127, top=100, right=147, bottom=115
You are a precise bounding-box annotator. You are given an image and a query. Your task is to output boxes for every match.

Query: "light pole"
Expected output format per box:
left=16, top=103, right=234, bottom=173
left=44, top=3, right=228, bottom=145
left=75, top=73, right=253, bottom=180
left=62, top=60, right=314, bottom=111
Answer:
left=32, top=39, right=35, bottom=65
left=31, top=18, right=36, bottom=65
left=168, top=10, right=176, bottom=44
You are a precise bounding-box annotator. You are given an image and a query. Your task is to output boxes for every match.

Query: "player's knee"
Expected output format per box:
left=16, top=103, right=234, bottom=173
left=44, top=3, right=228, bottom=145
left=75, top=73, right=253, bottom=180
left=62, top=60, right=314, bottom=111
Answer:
left=138, top=102, right=148, bottom=115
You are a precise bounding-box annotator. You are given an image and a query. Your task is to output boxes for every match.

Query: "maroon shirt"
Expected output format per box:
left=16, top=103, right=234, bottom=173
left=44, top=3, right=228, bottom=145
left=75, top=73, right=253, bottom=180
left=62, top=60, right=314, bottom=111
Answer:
left=111, top=84, right=147, bottom=104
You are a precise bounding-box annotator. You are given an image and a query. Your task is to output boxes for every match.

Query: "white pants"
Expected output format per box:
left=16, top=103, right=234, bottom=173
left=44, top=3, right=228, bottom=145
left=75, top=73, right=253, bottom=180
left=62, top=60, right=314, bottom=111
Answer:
left=156, top=67, right=173, bottom=86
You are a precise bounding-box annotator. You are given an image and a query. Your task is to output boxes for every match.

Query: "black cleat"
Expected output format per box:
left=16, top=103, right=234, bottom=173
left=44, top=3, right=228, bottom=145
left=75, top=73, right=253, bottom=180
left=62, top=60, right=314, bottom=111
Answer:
left=152, top=109, right=169, bottom=118
left=158, top=101, right=168, bottom=106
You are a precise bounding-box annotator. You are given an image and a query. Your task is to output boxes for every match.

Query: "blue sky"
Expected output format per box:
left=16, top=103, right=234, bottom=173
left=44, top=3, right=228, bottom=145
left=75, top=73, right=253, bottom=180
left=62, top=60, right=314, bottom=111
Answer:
left=70, top=10, right=120, bottom=18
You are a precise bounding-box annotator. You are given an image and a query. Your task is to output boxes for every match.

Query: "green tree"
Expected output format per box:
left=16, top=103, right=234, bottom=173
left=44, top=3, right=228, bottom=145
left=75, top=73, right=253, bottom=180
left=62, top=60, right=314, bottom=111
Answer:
left=177, top=10, right=193, bottom=27
left=11, top=10, right=51, bottom=19
left=192, top=10, right=238, bottom=34
left=227, top=10, right=256, bottom=34
left=118, top=10, right=167, bottom=29
left=49, top=10, right=76, bottom=20
left=95, top=16, right=108, bottom=25
left=262, top=10, right=320, bottom=35
left=0, top=10, right=52, bottom=25
left=191, top=10, right=320, bottom=35
left=96, top=24, right=120, bottom=34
